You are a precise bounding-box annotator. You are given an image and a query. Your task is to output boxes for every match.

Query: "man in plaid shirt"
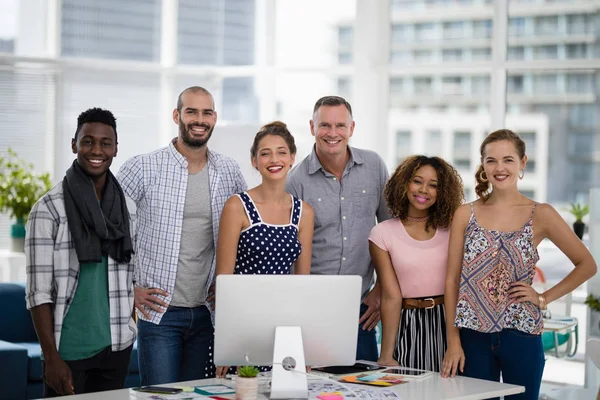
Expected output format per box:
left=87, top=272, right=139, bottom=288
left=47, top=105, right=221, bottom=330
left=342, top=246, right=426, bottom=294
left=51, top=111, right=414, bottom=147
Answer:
left=118, top=87, right=247, bottom=385
left=26, top=108, right=136, bottom=397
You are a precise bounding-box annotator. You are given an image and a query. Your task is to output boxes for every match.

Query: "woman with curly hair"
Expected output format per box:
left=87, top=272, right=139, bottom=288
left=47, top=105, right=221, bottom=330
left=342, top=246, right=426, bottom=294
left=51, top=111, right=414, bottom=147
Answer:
left=369, top=155, right=463, bottom=372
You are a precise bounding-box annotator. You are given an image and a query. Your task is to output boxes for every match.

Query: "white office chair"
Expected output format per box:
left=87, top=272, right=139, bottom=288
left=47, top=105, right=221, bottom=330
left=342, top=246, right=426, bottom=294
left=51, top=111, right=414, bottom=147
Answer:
left=545, top=338, right=600, bottom=400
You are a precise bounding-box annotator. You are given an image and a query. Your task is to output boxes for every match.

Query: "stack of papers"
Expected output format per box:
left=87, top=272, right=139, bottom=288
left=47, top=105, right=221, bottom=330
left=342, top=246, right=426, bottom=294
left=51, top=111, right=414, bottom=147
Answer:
left=308, top=381, right=402, bottom=399
left=340, top=372, right=406, bottom=387
left=130, top=384, right=235, bottom=399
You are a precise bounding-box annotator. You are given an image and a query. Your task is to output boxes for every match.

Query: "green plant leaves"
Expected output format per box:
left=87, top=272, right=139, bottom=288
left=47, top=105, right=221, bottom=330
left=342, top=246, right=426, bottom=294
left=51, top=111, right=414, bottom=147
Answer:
left=238, top=366, right=260, bottom=378
left=567, top=202, right=590, bottom=222
left=0, top=148, right=52, bottom=221
left=585, top=294, right=600, bottom=313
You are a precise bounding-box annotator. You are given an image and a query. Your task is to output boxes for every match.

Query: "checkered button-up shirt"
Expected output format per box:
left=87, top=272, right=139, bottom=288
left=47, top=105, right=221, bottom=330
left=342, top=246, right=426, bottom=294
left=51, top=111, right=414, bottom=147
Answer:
left=286, top=146, right=391, bottom=299
left=25, top=183, right=137, bottom=352
left=117, top=140, right=247, bottom=324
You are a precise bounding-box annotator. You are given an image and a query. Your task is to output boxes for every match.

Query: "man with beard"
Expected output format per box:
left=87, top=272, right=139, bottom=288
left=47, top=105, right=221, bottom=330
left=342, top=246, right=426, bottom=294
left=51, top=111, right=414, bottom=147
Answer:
left=118, top=87, right=247, bottom=385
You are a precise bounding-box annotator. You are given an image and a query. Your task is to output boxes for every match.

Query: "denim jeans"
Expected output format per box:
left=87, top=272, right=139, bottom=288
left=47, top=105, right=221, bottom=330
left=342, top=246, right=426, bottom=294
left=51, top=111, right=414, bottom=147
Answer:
left=356, top=303, right=379, bottom=362
left=460, top=328, right=545, bottom=400
left=137, top=305, right=215, bottom=386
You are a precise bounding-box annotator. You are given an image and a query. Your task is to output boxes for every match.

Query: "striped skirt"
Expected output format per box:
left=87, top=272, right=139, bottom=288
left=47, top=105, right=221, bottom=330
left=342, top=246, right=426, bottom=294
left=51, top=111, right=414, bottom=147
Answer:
left=392, top=303, right=447, bottom=372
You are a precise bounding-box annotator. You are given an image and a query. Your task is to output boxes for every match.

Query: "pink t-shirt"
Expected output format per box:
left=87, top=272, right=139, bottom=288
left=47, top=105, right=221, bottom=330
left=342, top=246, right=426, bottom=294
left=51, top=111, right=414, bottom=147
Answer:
left=368, top=218, right=450, bottom=298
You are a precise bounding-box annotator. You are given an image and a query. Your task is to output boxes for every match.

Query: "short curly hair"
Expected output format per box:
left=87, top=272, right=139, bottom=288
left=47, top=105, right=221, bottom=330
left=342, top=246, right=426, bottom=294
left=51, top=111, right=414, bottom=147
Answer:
left=74, top=107, right=117, bottom=142
left=385, top=155, right=464, bottom=230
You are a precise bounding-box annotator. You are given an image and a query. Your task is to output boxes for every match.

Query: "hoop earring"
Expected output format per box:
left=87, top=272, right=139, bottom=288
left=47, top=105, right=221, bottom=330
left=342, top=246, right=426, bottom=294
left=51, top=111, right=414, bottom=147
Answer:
left=479, top=170, right=488, bottom=182
left=519, top=169, right=524, bottom=180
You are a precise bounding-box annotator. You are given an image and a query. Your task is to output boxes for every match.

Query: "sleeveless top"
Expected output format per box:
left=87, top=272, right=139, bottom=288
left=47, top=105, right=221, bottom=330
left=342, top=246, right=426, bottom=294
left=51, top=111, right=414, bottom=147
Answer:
left=234, top=192, right=303, bottom=275
left=455, top=202, right=542, bottom=335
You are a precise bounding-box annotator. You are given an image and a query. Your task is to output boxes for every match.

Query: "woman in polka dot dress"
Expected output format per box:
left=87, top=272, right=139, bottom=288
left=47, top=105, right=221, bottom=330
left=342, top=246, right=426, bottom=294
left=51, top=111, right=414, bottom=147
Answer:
left=214, top=121, right=314, bottom=378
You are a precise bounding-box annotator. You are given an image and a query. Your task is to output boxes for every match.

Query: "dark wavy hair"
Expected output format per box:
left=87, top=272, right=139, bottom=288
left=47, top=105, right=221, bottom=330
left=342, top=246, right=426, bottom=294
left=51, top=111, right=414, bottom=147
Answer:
left=385, top=155, right=464, bottom=230
left=475, top=129, right=526, bottom=200
left=250, top=121, right=297, bottom=159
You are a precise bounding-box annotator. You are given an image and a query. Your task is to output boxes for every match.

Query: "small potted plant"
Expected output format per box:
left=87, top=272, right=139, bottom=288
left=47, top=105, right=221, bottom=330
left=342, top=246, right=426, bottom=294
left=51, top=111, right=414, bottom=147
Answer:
left=0, top=149, right=52, bottom=252
left=586, top=294, right=600, bottom=312
left=236, top=366, right=260, bottom=400
left=567, top=203, right=589, bottom=240
left=585, top=294, right=600, bottom=331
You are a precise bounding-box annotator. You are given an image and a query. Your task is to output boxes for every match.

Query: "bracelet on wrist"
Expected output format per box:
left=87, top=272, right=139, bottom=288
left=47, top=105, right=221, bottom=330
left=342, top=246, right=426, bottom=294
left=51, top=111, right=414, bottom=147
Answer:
left=538, top=293, right=548, bottom=311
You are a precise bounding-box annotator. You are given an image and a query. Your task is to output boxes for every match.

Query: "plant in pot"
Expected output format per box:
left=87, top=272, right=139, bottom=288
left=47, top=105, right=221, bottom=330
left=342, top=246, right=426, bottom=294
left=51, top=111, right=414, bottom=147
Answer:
left=236, top=366, right=260, bottom=400
left=567, top=203, right=589, bottom=240
left=0, top=149, right=52, bottom=252
left=585, top=294, right=600, bottom=331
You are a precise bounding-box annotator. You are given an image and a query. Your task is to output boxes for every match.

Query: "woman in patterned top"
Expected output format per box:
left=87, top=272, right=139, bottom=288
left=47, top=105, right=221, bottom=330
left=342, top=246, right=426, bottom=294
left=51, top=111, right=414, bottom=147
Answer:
left=441, top=129, right=596, bottom=400
left=214, top=121, right=314, bottom=378
left=369, top=155, right=463, bottom=372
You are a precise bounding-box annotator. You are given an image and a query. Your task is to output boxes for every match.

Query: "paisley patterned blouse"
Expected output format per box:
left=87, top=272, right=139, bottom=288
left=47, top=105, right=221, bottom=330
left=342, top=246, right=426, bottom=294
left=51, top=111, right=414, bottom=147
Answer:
left=455, top=203, right=543, bottom=335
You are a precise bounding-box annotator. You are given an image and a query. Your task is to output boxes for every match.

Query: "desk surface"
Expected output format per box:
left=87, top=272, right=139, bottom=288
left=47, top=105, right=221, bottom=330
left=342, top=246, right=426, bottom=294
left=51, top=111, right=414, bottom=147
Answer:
left=37, top=374, right=524, bottom=400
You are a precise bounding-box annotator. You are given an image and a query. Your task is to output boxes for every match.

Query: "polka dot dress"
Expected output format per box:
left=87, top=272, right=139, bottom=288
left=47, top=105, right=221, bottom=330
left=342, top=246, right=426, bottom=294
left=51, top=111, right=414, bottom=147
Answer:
left=234, top=192, right=302, bottom=275
left=227, top=191, right=303, bottom=374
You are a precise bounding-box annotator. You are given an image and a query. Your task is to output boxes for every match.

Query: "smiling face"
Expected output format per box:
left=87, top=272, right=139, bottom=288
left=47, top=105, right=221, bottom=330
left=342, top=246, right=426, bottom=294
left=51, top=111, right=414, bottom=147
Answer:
left=173, top=91, right=217, bottom=148
left=406, top=165, right=438, bottom=214
left=482, top=139, right=527, bottom=190
left=251, top=134, right=295, bottom=182
left=310, top=104, right=355, bottom=159
left=71, top=122, right=117, bottom=180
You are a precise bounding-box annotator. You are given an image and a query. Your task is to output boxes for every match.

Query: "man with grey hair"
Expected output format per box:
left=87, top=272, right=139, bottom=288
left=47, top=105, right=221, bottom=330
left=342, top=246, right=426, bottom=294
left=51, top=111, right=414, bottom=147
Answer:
left=286, top=95, right=390, bottom=361
left=118, top=86, right=247, bottom=385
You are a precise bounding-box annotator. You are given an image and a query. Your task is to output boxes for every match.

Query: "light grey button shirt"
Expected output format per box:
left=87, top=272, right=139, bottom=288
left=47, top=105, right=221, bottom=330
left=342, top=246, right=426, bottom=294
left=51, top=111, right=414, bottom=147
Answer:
left=286, top=146, right=390, bottom=299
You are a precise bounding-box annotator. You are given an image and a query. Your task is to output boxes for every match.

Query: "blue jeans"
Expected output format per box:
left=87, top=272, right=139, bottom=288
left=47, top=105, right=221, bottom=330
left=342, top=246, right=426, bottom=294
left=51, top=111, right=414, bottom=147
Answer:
left=356, top=303, right=379, bottom=362
left=460, top=328, right=545, bottom=400
left=137, top=305, right=215, bottom=385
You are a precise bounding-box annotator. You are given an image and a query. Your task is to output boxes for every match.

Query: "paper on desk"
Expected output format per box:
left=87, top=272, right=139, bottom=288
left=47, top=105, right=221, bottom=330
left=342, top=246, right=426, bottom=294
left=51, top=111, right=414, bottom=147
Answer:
left=129, top=389, right=208, bottom=399
left=308, top=381, right=402, bottom=399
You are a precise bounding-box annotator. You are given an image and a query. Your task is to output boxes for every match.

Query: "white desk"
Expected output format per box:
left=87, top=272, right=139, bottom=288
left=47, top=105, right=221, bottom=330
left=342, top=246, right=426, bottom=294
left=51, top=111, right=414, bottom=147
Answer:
left=34, top=375, right=524, bottom=400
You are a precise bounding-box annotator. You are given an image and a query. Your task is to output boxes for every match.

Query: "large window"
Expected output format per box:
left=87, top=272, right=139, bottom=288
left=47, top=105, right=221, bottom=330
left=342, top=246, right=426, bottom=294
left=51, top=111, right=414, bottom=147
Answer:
left=178, top=0, right=255, bottom=66
left=508, top=68, right=599, bottom=203
left=61, top=0, right=162, bottom=61
left=426, top=130, right=443, bottom=156
left=415, top=23, right=438, bottom=41
left=0, top=0, right=17, bottom=53
left=0, top=67, right=56, bottom=250
left=1, top=2, right=596, bottom=391
left=567, top=73, right=594, bottom=94
left=396, top=130, right=413, bottom=163
left=391, top=24, right=411, bottom=43
left=567, top=14, right=595, bottom=35
left=453, top=131, right=472, bottom=172
left=1, top=0, right=599, bottom=253
left=508, top=17, right=527, bottom=37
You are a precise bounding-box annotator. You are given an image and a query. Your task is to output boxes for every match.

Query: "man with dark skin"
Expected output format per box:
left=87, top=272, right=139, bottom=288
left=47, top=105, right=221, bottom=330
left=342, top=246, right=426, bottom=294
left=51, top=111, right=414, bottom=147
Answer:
left=26, top=108, right=135, bottom=396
